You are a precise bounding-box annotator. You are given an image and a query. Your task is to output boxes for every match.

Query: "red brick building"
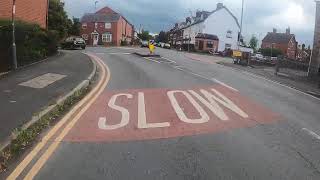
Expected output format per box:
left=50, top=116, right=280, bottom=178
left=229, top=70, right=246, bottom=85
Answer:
left=195, top=33, right=219, bottom=52
left=80, top=7, right=133, bottom=46
left=0, top=0, right=48, bottom=28
left=261, top=28, right=297, bottom=59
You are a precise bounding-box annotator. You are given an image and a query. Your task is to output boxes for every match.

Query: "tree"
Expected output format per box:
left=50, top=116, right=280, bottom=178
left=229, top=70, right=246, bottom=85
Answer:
left=156, top=31, right=167, bottom=43
left=249, top=36, right=258, bottom=50
left=302, top=44, right=306, bottom=51
left=137, top=30, right=152, bottom=41
left=68, top=18, right=81, bottom=36
left=48, top=0, right=72, bottom=40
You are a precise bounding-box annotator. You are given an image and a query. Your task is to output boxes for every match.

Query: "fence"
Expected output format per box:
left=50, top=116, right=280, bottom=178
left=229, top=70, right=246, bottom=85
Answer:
left=275, top=58, right=319, bottom=85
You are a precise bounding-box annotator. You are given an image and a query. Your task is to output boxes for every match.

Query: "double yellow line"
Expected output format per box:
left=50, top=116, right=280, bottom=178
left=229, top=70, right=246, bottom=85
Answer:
left=7, top=53, right=111, bottom=180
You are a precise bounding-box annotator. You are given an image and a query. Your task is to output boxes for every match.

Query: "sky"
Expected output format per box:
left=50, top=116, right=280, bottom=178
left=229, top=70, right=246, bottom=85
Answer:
left=64, top=0, right=317, bottom=46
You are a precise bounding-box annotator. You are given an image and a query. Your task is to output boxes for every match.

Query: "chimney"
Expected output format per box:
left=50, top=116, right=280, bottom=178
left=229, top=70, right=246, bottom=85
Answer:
left=216, top=3, right=224, bottom=10
left=286, top=27, right=290, bottom=35
left=273, top=28, right=277, bottom=33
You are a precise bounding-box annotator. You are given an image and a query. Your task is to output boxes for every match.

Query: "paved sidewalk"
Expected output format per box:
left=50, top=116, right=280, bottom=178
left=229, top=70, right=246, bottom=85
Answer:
left=0, top=50, right=94, bottom=146
left=218, top=61, right=320, bottom=97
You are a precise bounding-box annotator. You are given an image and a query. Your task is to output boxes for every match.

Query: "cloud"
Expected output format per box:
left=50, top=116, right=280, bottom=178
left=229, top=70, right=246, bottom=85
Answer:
left=64, top=0, right=317, bottom=45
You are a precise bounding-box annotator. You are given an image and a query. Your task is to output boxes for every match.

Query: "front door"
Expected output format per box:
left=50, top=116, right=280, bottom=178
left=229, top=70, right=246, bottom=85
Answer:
left=199, top=40, right=204, bottom=50
left=93, top=34, right=99, bottom=46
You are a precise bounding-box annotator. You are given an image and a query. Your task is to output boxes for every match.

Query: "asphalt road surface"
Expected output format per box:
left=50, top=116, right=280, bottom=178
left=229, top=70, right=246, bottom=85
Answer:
left=7, top=47, right=320, bottom=180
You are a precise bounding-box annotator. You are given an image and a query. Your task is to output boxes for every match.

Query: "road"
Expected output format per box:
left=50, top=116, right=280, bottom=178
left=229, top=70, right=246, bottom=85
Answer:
left=6, top=47, right=320, bottom=180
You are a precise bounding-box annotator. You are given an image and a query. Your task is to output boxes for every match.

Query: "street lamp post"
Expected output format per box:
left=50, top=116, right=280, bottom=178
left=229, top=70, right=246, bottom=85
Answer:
left=12, top=0, right=18, bottom=70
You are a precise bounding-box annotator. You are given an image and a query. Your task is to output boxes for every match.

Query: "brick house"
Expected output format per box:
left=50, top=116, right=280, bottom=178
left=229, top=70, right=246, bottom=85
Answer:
left=80, top=7, right=133, bottom=46
left=261, top=28, right=297, bottom=59
left=195, top=33, right=219, bottom=52
left=0, top=0, right=48, bottom=28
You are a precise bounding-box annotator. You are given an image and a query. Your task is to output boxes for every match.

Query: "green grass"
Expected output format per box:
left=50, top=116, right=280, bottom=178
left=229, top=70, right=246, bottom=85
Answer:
left=0, top=87, right=90, bottom=173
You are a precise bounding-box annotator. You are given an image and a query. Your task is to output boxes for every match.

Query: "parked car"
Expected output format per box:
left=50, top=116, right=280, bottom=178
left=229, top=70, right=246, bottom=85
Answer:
left=141, top=41, right=149, bottom=48
left=164, top=43, right=171, bottom=49
left=252, top=53, right=266, bottom=62
left=61, top=37, right=86, bottom=49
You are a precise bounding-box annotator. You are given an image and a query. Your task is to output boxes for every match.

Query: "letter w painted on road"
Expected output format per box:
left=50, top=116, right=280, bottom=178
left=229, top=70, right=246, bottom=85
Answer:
left=168, top=89, right=248, bottom=122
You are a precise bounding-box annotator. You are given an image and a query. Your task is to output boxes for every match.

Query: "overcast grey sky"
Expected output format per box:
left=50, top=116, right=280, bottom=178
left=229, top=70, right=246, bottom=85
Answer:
left=64, top=0, right=316, bottom=46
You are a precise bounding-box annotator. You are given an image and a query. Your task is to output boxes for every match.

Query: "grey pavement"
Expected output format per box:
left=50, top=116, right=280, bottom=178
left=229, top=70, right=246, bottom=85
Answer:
left=0, top=50, right=93, bottom=146
left=8, top=47, right=320, bottom=180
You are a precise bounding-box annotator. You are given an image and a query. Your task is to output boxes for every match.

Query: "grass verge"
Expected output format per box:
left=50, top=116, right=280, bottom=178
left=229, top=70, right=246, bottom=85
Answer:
left=0, top=86, right=90, bottom=173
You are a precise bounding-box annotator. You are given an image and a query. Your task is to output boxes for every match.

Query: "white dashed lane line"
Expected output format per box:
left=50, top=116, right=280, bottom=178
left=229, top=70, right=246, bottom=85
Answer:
left=302, top=128, right=320, bottom=140
left=211, top=78, right=239, bottom=92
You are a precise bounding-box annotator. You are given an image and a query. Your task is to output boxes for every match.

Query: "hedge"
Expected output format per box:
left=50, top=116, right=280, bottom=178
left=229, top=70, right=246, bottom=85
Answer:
left=0, top=19, right=58, bottom=72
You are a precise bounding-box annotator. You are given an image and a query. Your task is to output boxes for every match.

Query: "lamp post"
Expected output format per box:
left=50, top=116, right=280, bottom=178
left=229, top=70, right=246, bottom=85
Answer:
left=12, top=0, right=18, bottom=70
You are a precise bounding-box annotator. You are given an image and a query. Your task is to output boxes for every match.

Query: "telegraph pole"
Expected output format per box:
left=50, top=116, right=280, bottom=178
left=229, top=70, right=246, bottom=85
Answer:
left=12, top=0, right=18, bottom=70
left=238, top=0, right=244, bottom=50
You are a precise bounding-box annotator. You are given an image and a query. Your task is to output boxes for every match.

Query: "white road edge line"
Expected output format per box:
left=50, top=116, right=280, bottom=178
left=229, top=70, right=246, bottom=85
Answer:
left=302, top=128, right=320, bottom=140
left=212, top=78, right=239, bottom=92
left=241, top=71, right=320, bottom=101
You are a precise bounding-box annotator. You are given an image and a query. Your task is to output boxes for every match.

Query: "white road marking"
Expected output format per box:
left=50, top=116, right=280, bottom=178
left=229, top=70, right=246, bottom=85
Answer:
left=211, top=78, right=239, bottom=92
left=167, top=90, right=210, bottom=124
left=108, top=52, right=131, bottom=55
left=10, top=100, right=17, bottom=103
left=302, top=128, right=320, bottom=140
left=137, top=92, right=170, bottom=129
left=161, top=57, right=176, bottom=64
left=143, top=57, right=161, bottom=63
left=98, top=94, right=132, bottom=130
left=19, top=73, right=66, bottom=89
left=241, top=71, right=320, bottom=101
left=4, top=90, right=11, bottom=93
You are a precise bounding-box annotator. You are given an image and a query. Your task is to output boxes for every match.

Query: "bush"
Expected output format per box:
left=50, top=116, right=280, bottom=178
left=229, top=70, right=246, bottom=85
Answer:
left=120, top=40, right=128, bottom=46
left=0, top=19, right=58, bottom=70
left=259, top=48, right=283, bottom=57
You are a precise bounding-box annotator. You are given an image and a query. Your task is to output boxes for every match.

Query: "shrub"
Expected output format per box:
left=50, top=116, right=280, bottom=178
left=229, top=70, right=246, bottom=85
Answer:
left=259, top=48, right=283, bottom=57
left=0, top=19, right=58, bottom=70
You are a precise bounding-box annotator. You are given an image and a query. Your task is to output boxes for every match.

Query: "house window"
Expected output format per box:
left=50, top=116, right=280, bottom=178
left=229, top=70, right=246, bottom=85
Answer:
left=195, top=40, right=199, bottom=47
left=226, top=30, right=232, bottom=38
left=82, top=34, right=88, bottom=40
left=225, top=43, right=232, bottom=49
left=207, top=41, right=213, bottom=48
left=95, top=23, right=98, bottom=29
left=105, top=23, right=111, bottom=29
left=82, top=23, right=87, bottom=29
left=102, top=33, right=112, bottom=42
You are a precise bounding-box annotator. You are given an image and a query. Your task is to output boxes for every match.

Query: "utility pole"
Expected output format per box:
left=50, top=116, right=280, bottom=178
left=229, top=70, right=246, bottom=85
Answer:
left=238, top=0, right=244, bottom=50
left=12, top=0, right=18, bottom=70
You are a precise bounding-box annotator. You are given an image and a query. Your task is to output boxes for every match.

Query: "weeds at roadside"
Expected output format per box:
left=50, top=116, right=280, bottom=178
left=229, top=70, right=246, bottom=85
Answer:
left=0, top=87, right=90, bottom=173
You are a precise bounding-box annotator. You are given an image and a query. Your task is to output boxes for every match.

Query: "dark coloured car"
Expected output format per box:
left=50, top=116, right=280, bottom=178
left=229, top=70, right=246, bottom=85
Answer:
left=61, top=37, right=86, bottom=50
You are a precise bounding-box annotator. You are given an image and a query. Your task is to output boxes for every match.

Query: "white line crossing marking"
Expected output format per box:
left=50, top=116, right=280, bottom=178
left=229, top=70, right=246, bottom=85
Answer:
left=212, top=78, right=239, bottom=92
left=302, top=128, right=320, bottom=140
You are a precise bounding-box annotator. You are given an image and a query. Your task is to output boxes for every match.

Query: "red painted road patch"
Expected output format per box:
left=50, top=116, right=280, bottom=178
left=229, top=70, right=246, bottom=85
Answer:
left=65, top=85, right=281, bottom=142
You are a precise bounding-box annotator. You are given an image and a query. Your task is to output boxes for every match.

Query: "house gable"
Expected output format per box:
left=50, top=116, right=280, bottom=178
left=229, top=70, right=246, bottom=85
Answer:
left=202, top=8, right=240, bottom=51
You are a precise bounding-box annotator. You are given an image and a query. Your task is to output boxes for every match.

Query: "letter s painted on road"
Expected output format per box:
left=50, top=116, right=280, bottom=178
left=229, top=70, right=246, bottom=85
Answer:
left=98, top=93, right=133, bottom=130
